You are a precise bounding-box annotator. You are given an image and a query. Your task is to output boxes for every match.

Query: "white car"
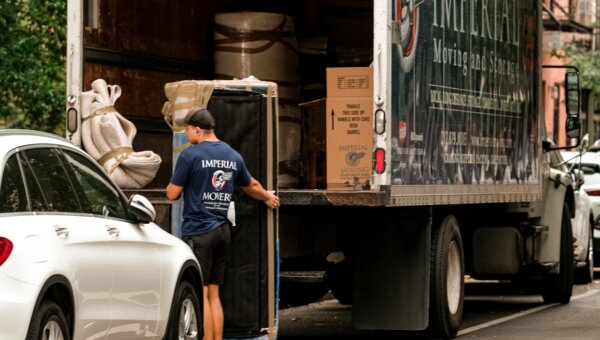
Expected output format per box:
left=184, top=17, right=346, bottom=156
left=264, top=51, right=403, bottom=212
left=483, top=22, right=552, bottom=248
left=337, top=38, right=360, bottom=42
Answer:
left=559, top=151, right=595, bottom=283
left=562, top=150, right=600, bottom=268
left=0, top=130, right=202, bottom=340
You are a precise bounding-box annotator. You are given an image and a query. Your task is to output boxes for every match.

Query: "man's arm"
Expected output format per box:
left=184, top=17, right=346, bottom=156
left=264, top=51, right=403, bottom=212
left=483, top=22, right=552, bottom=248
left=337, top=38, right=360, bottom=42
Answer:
left=166, top=183, right=184, bottom=201
left=241, top=177, right=280, bottom=209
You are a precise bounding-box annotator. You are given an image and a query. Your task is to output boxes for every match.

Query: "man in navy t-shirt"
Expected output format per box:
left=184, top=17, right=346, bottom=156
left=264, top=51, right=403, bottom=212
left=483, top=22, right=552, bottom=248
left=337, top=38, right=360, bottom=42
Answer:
left=166, top=108, right=279, bottom=340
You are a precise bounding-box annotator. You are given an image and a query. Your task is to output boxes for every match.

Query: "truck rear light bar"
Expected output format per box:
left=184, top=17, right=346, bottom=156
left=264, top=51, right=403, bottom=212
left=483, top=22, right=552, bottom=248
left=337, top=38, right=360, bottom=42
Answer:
left=375, top=109, right=386, bottom=134
left=374, top=148, right=385, bottom=174
left=66, top=108, right=78, bottom=133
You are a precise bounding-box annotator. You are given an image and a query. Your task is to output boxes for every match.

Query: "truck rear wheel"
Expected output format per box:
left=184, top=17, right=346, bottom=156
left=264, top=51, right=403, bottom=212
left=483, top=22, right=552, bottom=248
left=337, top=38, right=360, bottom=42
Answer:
left=542, top=204, right=574, bottom=303
left=428, top=215, right=464, bottom=339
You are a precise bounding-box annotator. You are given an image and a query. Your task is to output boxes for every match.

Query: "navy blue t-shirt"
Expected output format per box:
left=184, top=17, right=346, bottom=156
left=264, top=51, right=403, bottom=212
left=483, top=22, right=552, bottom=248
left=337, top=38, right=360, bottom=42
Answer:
left=170, top=141, right=252, bottom=236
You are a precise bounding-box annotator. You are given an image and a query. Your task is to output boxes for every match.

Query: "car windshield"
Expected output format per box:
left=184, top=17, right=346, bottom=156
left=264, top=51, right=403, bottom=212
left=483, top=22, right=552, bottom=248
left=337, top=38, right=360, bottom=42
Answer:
left=570, top=163, right=600, bottom=175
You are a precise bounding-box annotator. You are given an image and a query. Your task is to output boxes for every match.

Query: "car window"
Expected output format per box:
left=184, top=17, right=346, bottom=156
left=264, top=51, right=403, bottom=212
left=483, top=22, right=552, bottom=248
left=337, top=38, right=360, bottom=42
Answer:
left=61, top=150, right=127, bottom=219
left=21, top=148, right=83, bottom=213
left=0, top=154, right=28, bottom=213
left=570, top=163, right=600, bottom=175
left=20, top=152, right=48, bottom=211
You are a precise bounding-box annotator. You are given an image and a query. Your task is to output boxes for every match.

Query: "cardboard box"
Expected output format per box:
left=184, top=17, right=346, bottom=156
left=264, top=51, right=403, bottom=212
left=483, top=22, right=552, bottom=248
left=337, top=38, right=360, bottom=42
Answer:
left=326, top=67, right=373, bottom=190
left=326, top=66, right=373, bottom=98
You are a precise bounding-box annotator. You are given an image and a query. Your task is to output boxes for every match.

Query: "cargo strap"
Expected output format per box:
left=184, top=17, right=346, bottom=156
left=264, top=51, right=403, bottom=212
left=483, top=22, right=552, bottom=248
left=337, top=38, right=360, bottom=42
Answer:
left=214, top=17, right=297, bottom=54
left=97, top=146, right=133, bottom=174
left=83, top=105, right=116, bottom=121
left=173, top=142, right=191, bottom=154
left=161, top=82, right=215, bottom=131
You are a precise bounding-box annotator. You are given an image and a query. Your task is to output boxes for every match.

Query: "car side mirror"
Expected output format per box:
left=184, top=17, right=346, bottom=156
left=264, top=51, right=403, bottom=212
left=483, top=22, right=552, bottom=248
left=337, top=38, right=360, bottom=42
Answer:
left=128, top=194, right=156, bottom=223
left=565, top=71, right=580, bottom=118
left=565, top=117, right=580, bottom=139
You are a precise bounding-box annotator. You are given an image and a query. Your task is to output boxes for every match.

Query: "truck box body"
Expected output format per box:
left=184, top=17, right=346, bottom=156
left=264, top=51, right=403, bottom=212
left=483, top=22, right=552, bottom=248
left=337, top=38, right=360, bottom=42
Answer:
left=67, top=1, right=578, bottom=338
left=382, top=0, right=541, bottom=205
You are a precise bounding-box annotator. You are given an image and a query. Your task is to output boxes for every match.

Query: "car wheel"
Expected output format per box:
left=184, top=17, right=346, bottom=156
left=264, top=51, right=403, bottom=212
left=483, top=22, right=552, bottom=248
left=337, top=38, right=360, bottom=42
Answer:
left=575, top=222, right=594, bottom=284
left=542, top=204, right=574, bottom=303
left=26, top=300, right=70, bottom=340
left=165, top=280, right=201, bottom=340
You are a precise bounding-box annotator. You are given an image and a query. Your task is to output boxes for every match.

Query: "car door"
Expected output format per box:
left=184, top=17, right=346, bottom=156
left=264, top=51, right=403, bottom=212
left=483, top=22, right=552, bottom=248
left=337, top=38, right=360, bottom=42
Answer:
left=19, top=147, right=113, bottom=339
left=60, top=149, right=161, bottom=338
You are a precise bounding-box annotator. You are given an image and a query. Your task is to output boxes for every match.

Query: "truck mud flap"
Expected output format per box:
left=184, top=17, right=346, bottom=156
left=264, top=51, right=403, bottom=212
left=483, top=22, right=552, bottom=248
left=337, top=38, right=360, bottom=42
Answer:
left=353, top=206, right=431, bottom=331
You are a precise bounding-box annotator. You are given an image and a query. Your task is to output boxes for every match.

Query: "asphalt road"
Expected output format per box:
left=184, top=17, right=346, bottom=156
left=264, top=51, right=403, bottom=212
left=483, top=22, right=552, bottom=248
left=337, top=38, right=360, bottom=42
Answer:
left=278, top=271, right=600, bottom=339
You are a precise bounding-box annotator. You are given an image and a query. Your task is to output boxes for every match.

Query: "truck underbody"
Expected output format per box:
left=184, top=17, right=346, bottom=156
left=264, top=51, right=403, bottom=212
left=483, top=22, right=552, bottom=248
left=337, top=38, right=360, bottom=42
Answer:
left=279, top=186, right=574, bottom=337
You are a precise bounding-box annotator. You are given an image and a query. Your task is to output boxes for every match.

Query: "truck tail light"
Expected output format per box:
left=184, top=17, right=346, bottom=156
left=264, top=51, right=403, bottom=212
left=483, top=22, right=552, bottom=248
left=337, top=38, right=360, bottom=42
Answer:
left=374, top=148, right=385, bottom=174
left=0, top=237, right=13, bottom=266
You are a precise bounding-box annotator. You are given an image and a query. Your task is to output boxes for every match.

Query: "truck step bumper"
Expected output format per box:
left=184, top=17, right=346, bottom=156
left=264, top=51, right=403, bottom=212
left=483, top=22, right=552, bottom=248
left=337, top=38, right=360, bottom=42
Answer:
left=280, top=271, right=327, bottom=283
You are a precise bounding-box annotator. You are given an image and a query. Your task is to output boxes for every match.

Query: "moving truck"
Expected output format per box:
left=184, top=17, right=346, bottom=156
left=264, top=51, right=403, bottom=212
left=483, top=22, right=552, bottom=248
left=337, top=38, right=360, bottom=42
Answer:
left=66, top=0, right=582, bottom=338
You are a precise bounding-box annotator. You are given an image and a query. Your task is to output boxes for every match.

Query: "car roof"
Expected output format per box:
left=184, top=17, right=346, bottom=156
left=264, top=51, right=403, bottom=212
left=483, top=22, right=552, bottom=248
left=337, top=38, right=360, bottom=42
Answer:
left=562, top=151, right=600, bottom=164
left=0, top=129, right=75, bottom=155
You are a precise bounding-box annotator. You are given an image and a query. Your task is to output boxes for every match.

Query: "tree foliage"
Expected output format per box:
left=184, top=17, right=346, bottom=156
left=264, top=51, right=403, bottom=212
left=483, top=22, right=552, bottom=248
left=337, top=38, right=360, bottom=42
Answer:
left=0, top=0, right=66, bottom=135
left=556, top=44, right=600, bottom=96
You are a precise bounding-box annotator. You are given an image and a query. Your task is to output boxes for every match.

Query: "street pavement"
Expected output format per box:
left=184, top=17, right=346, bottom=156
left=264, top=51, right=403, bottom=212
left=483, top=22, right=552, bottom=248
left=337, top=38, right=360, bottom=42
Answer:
left=278, top=271, right=600, bottom=339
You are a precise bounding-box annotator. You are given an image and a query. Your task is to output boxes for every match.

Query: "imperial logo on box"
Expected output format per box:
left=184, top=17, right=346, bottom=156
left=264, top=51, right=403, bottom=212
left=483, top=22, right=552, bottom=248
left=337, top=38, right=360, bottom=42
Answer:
left=345, top=152, right=365, bottom=166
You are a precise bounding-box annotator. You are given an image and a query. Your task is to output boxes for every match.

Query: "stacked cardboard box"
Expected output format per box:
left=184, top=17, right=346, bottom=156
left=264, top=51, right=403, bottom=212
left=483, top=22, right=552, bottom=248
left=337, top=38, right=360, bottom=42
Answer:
left=326, top=67, right=373, bottom=190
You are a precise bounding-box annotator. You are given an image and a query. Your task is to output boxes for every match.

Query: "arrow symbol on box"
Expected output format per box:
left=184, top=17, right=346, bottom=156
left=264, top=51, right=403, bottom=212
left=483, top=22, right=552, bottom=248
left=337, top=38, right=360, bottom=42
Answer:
left=331, top=110, right=335, bottom=130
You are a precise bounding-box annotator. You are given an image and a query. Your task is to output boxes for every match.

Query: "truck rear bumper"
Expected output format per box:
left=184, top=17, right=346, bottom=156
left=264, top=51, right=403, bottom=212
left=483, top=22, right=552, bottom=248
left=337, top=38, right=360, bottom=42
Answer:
left=279, top=189, right=386, bottom=206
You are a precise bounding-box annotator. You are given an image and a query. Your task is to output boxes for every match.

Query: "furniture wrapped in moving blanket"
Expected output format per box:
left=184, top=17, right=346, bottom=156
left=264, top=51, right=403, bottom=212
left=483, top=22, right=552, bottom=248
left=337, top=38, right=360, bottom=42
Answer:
left=163, top=79, right=278, bottom=339
left=80, top=79, right=162, bottom=189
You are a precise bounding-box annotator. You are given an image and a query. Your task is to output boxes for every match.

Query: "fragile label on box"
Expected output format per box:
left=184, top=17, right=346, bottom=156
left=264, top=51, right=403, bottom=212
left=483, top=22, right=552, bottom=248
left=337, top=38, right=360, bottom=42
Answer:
left=326, top=97, right=373, bottom=189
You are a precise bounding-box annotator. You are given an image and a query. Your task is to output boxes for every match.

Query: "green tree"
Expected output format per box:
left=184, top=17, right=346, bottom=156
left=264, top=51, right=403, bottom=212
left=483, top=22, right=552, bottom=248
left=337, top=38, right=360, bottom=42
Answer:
left=556, top=44, right=600, bottom=95
left=0, top=0, right=66, bottom=135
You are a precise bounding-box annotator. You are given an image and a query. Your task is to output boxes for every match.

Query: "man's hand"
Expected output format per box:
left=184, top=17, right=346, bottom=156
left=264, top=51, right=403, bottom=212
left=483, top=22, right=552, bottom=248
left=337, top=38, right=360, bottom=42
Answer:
left=264, top=190, right=280, bottom=209
left=242, top=178, right=280, bottom=209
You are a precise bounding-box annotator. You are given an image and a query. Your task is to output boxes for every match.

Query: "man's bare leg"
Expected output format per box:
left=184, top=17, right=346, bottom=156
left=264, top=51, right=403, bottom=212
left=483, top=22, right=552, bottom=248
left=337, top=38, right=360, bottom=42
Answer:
left=207, top=284, right=224, bottom=340
left=203, top=286, right=214, bottom=340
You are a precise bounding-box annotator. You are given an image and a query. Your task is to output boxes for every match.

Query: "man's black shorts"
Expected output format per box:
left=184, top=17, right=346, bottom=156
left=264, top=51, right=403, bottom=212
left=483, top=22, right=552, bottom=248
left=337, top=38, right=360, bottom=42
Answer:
left=184, top=222, right=231, bottom=285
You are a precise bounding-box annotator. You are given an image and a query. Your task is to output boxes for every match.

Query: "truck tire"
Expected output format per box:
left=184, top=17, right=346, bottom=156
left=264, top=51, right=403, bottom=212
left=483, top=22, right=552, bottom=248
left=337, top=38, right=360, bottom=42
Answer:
left=574, top=222, right=594, bottom=284
left=542, top=204, right=574, bottom=303
left=428, top=215, right=464, bottom=339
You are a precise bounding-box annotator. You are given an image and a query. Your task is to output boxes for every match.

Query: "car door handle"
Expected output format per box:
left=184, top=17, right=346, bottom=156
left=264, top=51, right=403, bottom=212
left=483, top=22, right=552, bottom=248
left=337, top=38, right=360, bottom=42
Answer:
left=106, top=225, right=120, bottom=237
left=54, top=225, right=69, bottom=238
